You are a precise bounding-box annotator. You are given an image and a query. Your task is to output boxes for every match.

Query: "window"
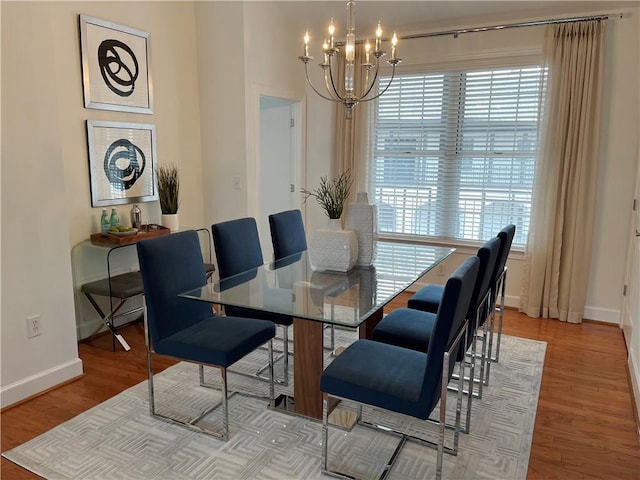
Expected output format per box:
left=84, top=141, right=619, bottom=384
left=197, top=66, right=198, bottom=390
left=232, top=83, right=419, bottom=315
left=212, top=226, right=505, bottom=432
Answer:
left=372, top=66, right=544, bottom=246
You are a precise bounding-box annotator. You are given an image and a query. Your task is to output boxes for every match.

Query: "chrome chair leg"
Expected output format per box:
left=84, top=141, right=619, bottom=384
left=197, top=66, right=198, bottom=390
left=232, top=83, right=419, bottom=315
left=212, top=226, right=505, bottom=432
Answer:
left=221, top=367, right=229, bottom=441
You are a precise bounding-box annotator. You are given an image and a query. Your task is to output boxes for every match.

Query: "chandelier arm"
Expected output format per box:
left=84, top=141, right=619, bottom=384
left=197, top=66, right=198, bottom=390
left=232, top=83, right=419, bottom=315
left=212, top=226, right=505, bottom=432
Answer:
left=326, top=62, right=346, bottom=102
left=358, top=65, right=397, bottom=103
left=358, top=65, right=381, bottom=100
left=304, top=63, right=341, bottom=103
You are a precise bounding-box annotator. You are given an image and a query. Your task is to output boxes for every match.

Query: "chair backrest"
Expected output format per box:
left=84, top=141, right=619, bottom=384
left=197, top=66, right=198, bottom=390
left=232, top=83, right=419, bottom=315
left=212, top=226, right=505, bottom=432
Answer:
left=212, top=217, right=264, bottom=279
left=269, top=209, right=307, bottom=261
left=492, top=224, right=516, bottom=297
left=137, top=230, right=212, bottom=345
left=468, top=237, right=502, bottom=322
left=421, top=256, right=479, bottom=411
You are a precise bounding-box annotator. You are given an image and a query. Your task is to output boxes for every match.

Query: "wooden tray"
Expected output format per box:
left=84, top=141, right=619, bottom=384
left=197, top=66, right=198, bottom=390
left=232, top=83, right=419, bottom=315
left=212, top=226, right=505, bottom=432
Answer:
left=90, top=225, right=171, bottom=246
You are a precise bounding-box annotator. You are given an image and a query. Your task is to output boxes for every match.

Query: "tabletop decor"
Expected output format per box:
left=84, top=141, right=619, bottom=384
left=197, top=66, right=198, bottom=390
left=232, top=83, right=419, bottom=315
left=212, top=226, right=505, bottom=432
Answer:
left=302, top=171, right=357, bottom=272
left=79, top=15, right=153, bottom=114
left=157, top=164, right=180, bottom=231
left=345, top=192, right=378, bottom=266
left=86, top=120, right=158, bottom=207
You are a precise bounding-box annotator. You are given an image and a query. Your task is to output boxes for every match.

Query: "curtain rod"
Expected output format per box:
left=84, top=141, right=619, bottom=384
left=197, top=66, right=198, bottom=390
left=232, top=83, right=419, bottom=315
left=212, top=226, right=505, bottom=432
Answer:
left=399, top=13, right=623, bottom=41
left=338, top=12, right=622, bottom=45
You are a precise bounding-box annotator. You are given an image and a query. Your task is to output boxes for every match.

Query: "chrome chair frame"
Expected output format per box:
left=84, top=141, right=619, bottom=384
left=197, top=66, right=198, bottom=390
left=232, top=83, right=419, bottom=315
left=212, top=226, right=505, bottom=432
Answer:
left=322, top=322, right=468, bottom=480
left=144, top=310, right=275, bottom=441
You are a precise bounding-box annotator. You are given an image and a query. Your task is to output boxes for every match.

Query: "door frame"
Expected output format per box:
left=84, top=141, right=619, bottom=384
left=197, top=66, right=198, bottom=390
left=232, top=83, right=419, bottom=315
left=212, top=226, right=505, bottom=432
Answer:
left=246, top=83, right=306, bottom=226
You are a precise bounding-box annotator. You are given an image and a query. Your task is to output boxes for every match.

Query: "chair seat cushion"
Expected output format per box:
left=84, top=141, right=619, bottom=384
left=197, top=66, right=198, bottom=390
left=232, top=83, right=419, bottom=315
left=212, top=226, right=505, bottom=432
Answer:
left=225, top=306, right=294, bottom=326
left=321, top=339, right=430, bottom=420
left=155, top=315, right=275, bottom=368
left=372, top=308, right=436, bottom=353
left=408, top=284, right=444, bottom=313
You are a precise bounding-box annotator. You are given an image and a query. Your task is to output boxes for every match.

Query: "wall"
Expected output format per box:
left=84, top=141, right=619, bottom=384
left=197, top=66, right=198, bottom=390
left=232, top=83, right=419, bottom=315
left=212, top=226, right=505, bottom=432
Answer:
left=194, top=1, right=306, bottom=235
left=195, top=1, right=248, bottom=231
left=1, top=1, right=204, bottom=408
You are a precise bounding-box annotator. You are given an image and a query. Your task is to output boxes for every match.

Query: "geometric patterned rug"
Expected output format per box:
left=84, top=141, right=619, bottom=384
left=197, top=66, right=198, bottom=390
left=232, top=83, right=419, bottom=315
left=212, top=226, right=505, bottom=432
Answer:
left=3, top=332, right=545, bottom=480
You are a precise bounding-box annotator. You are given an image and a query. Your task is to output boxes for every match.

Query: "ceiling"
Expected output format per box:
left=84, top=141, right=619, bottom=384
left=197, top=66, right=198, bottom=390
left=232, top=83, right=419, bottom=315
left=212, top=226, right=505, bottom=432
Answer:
left=277, top=1, right=637, bottom=37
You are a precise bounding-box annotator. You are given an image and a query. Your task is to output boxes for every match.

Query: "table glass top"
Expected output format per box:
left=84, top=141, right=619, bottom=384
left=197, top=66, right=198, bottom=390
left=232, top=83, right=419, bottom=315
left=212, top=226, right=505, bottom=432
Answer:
left=180, top=241, right=454, bottom=328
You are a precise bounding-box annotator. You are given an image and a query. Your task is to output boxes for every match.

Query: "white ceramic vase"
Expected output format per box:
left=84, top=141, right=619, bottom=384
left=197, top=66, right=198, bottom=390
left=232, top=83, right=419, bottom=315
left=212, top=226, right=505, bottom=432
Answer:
left=309, top=219, right=358, bottom=272
left=161, top=213, right=179, bottom=232
left=345, top=192, right=378, bottom=266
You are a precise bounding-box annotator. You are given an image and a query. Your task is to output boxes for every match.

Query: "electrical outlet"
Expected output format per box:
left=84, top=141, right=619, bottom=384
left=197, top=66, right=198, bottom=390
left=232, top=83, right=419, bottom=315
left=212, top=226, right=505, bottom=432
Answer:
left=26, top=315, right=42, bottom=338
left=437, top=263, right=446, bottom=276
left=232, top=176, right=241, bottom=190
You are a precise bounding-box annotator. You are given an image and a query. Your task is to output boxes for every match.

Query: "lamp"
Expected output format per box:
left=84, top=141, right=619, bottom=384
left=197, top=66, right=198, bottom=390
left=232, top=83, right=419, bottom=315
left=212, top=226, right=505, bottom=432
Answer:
left=299, top=0, right=401, bottom=119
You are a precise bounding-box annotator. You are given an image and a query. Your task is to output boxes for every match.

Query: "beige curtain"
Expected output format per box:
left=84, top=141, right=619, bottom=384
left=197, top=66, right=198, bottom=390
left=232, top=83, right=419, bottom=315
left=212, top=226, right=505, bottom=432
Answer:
left=331, top=43, right=374, bottom=200
left=520, top=20, right=606, bottom=323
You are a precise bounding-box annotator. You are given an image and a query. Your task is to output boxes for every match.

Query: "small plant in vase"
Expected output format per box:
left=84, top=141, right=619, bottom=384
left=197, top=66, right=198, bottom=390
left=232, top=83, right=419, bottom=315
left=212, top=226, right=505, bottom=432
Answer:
left=302, top=171, right=358, bottom=272
left=301, top=170, right=352, bottom=224
left=157, top=164, right=180, bottom=231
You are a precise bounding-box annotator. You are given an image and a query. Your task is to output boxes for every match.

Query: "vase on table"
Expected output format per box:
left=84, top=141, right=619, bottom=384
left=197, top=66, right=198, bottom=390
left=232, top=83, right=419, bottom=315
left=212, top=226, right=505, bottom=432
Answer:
left=161, top=213, right=179, bottom=232
left=345, top=192, right=378, bottom=266
left=309, top=218, right=358, bottom=272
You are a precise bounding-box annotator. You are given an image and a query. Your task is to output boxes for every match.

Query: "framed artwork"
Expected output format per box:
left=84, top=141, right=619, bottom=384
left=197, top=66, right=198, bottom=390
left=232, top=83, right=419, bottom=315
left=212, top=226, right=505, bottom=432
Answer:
left=79, top=15, right=153, bottom=114
left=86, top=120, right=158, bottom=207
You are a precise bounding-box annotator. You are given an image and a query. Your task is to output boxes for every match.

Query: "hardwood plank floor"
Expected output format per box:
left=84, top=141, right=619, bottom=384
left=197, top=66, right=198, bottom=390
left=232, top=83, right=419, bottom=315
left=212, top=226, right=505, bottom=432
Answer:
left=3, top=298, right=639, bottom=479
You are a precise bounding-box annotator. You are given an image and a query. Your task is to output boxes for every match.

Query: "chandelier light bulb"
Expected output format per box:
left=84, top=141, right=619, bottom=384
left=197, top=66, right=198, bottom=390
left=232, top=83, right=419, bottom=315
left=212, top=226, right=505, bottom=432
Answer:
left=298, top=1, right=402, bottom=119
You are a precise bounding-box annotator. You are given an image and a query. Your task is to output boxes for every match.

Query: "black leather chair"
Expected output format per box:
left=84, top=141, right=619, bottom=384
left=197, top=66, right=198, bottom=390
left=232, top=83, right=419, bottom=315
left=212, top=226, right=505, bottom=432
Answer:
left=137, top=230, right=275, bottom=441
left=212, top=217, right=294, bottom=385
left=320, top=257, right=479, bottom=480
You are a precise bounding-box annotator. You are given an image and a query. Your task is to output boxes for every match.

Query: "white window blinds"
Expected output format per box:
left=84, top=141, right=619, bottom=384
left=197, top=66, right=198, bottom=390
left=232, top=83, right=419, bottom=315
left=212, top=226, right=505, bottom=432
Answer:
left=372, top=66, right=545, bottom=246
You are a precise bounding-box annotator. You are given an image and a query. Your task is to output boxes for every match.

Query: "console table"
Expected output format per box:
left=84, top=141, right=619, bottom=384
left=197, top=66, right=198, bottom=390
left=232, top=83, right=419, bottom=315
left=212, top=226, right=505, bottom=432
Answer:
left=72, top=227, right=214, bottom=351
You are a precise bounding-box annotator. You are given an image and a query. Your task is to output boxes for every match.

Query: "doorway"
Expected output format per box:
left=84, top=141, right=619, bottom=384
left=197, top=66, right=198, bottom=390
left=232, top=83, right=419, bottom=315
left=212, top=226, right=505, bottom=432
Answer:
left=258, top=95, right=303, bottom=258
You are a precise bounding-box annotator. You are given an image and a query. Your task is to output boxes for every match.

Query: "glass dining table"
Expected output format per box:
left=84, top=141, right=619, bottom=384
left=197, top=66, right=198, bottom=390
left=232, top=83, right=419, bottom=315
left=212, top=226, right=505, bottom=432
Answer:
left=179, top=241, right=454, bottom=420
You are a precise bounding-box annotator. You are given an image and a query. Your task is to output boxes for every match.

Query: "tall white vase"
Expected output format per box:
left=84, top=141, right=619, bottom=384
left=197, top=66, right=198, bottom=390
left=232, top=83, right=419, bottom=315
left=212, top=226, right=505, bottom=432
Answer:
left=345, top=192, right=378, bottom=266
left=309, top=219, right=358, bottom=272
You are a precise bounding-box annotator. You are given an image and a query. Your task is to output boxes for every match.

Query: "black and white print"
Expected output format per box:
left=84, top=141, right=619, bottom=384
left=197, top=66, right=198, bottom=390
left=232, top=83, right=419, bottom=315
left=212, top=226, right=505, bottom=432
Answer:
left=80, top=15, right=153, bottom=113
left=87, top=120, right=158, bottom=207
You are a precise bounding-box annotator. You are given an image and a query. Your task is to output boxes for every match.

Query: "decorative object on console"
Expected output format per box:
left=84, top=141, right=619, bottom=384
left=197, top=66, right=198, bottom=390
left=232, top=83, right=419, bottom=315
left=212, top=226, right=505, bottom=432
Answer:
left=86, top=120, right=158, bottom=207
left=157, top=164, right=180, bottom=231
left=345, top=192, right=378, bottom=266
left=298, top=0, right=402, bottom=119
left=79, top=15, right=153, bottom=114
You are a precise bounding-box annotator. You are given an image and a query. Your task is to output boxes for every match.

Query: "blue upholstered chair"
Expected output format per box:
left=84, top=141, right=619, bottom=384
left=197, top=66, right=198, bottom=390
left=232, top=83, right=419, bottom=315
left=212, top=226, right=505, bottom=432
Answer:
left=487, top=224, right=516, bottom=368
left=320, top=257, right=479, bottom=480
left=137, top=230, right=275, bottom=441
left=212, top=217, right=294, bottom=385
left=268, top=209, right=307, bottom=263
left=373, top=238, right=501, bottom=432
left=268, top=209, right=339, bottom=351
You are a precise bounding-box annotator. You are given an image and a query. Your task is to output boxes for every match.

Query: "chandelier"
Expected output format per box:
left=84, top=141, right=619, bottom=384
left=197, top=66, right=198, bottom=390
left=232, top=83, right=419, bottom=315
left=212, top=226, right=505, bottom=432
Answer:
left=299, top=0, right=401, bottom=119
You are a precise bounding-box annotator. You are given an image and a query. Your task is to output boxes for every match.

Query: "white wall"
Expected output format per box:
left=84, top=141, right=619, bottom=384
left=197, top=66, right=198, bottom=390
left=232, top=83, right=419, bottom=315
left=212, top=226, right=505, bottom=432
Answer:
left=1, top=1, right=204, bottom=408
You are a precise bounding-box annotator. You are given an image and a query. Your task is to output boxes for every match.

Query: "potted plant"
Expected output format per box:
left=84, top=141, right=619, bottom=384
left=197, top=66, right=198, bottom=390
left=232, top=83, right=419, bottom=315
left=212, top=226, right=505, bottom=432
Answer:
left=301, top=170, right=352, bottom=222
left=302, top=171, right=358, bottom=272
left=157, top=164, right=180, bottom=231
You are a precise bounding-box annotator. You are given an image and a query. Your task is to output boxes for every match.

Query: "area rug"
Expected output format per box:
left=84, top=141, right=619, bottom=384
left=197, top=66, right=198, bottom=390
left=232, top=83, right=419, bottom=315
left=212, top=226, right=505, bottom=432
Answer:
left=3, top=332, right=545, bottom=479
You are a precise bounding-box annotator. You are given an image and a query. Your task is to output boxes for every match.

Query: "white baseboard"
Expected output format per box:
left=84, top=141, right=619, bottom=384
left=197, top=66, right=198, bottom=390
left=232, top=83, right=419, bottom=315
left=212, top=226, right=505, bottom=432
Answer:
left=0, top=358, right=83, bottom=409
left=629, top=350, right=640, bottom=437
left=583, top=306, right=620, bottom=324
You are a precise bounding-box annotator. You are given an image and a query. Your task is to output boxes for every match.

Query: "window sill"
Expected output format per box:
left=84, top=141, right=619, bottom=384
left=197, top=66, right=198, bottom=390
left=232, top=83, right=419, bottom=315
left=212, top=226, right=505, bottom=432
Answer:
left=378, top=233, right=525, bottom=258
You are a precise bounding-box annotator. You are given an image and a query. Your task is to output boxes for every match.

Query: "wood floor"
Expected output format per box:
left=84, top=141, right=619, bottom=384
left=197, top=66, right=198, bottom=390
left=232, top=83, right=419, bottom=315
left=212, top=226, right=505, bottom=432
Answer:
left=2, top=295, right=640, bottom=479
